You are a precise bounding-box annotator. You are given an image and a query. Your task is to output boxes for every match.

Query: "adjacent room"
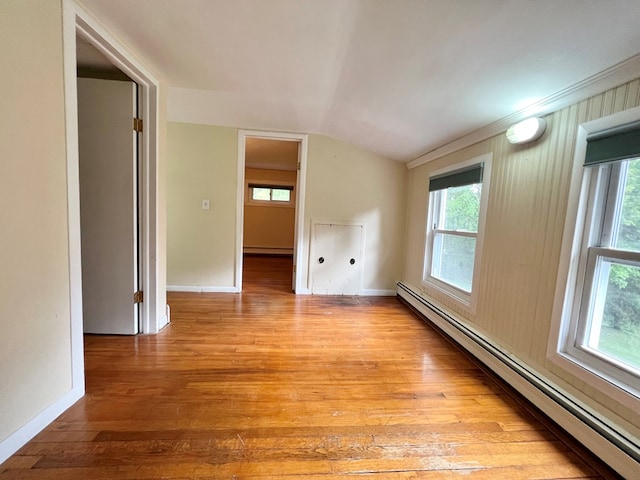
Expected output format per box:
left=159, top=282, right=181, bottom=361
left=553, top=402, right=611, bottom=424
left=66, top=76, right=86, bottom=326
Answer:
left=1, top=0, right=640, bottom=478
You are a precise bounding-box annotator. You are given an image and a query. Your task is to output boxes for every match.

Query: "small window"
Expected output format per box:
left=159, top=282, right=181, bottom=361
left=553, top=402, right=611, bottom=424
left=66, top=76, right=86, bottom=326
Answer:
left=423, top=155, right=491, bottom=309
left=555, top=119, right=640, bottom=400
left=248, top=183, right=294, bottom=205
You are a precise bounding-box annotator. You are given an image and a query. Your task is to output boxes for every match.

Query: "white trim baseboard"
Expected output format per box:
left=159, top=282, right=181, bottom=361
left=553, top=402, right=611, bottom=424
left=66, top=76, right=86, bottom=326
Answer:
left=397, top=281, right=639, bottom=479
left=157, top=313, right=169, bottom=330
left=0, top=386, right=83, bottom=464
left=167, top=285, right=239, bottom=293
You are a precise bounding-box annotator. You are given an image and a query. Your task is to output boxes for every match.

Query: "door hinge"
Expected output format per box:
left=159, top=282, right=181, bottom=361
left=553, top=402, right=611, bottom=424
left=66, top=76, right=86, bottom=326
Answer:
left=134, top=290, right=144, bottom=304
left=133, top=118, right=143, bottom=132
left=297, top=161, right=301, bottom=171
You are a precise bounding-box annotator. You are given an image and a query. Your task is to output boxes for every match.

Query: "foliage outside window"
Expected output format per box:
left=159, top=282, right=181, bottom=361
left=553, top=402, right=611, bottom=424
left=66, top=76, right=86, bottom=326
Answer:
left=423, top=157, right=490, bottom=309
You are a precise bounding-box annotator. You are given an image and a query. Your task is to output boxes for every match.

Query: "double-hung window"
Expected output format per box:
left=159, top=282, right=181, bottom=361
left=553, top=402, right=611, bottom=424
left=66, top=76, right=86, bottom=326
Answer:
left=423, top=154, right=491, bottom=310
left=556, top=119, right=640, bottom=400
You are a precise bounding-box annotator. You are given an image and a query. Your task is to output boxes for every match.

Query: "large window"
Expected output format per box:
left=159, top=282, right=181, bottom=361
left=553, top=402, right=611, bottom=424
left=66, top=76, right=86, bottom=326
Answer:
left=423, top=155, right=491, bottom=309
left=555, top=118, right=640, bottom=401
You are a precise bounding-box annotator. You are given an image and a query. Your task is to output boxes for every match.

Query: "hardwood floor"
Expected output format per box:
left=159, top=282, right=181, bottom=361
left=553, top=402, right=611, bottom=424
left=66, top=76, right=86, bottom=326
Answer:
left=1, top=256, right=619, bottom=479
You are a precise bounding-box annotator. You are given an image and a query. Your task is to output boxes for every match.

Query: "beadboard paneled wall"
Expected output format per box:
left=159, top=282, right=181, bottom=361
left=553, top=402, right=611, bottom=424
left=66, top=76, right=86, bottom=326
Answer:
left=403, top=79, right=640, bottom=436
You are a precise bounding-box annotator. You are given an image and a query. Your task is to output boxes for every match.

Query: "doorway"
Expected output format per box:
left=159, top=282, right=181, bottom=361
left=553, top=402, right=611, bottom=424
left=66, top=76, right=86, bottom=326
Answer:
left=64, top=4, right=165, bottom=344
left=236, top=131, right=308, bottom=293
left=242, top=138, right=297, bottom=293
left=60, top=0, right=165, bottom=415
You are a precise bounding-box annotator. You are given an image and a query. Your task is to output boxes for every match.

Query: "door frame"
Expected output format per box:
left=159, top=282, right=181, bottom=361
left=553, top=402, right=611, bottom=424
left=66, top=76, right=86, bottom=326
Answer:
left=62, top=0, right=163, bottom=385
left=236, top=130, right=308, bottom=293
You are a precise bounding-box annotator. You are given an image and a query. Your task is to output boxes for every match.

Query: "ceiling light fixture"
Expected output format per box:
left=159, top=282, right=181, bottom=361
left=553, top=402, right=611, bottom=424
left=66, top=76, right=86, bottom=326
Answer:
left=506, top=117, right=547, bottom=144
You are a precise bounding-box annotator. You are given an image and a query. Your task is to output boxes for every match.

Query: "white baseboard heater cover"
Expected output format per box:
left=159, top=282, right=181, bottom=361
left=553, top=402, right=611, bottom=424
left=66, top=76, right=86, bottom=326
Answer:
left=396, top=282, right=639, bottom=479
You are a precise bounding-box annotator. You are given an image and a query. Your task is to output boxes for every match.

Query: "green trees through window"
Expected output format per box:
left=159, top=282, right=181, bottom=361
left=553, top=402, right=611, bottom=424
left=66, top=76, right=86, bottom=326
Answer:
left=599, top=158, right=640, bottom=369
left=444, top=183, right=481, bottom=231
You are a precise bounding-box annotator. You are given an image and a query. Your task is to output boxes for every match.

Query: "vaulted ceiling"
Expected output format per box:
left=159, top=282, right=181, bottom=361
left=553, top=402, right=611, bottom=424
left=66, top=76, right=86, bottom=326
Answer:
left=79, top=0, right=640, bottom=162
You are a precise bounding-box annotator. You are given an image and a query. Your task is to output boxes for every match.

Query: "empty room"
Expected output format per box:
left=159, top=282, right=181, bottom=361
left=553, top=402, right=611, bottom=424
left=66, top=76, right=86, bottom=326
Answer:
left=1, top=1, right=640, bottom=478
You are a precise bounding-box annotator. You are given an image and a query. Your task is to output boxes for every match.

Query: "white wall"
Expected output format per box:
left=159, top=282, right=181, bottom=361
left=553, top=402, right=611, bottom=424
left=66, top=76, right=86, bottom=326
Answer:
left=0, top=0, right=73, bottom=446
left=166, top=123, right=407, bottom=294
left=303, top=135, right=406, bottom=294
left=0, top=0, right=170, bottom=461
left=167, top=123, right=238, bottom=289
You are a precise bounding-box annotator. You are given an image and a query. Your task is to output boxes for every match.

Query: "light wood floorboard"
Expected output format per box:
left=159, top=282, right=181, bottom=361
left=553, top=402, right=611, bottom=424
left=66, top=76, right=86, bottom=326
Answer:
left=0, top=256, right=620, bottom=479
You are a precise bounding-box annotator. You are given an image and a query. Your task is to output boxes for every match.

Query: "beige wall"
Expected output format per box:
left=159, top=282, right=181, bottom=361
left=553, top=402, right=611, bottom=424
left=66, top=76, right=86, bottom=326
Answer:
left=0, top=0, right=72, bottom=442
left=167, top=123, right=238, bottom=288
left=167, top=124, right=407, bottom=292
left=403, top=79, right=640, bottom=437
left=244, top=168, right=296, bottom=252
left=303, top=135, right=406, bottom=292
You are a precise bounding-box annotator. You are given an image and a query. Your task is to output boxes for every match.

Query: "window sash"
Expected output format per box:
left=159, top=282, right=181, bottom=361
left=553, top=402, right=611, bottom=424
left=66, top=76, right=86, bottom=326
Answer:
left=563, top=157, right=640, bottom=395
left=422, top=155, right=491, bottom=311
left=431, top=228, right=477, bottom=238
left=578, top=247, right=640, bottom=342
left=429, top=230, right=477, bottom=294
left=571, top=246, right=640, bottom=386
left=270, top=189, right=290, bottom=202
left=425, top=187, right=480, bottom=296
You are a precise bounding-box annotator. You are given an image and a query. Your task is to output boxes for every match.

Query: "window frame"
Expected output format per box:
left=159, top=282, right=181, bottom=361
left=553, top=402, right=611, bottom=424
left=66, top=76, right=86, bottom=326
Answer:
left=422, top=153, right=492, bottom=313
left=245, top=179, right=295, bottom=208
left=549, top=106, right=640, bottom=409
left=564, top=161, right=640, bottom=392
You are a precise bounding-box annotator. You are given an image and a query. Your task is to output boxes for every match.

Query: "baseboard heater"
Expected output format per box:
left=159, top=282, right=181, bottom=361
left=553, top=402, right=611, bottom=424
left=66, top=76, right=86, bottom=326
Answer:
left=396, top=281, right=639, bottom=478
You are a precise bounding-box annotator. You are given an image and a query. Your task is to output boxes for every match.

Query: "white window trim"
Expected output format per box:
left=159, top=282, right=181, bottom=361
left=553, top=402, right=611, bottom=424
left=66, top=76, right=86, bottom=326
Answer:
left=549, top=105, right=640, bottom=411
left=422, top=153, right=492, bottom=314
left=245, top=178, right=295, bottom=208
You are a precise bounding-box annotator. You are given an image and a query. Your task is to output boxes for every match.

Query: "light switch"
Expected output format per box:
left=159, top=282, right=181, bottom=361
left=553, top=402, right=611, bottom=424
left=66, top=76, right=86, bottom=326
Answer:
left=201, top=199, right=210, bottom=210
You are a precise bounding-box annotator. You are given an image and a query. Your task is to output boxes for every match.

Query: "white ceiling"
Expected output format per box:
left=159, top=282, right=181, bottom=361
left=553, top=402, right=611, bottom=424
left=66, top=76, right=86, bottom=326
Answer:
left=245, top=138, right=298, bottom=171
left=79, top=0, right=640, bottom=162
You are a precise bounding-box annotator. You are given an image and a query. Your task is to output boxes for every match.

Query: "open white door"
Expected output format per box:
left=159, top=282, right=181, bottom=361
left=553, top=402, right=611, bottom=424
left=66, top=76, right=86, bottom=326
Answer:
left=78, top=77, right=139, bottom=334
